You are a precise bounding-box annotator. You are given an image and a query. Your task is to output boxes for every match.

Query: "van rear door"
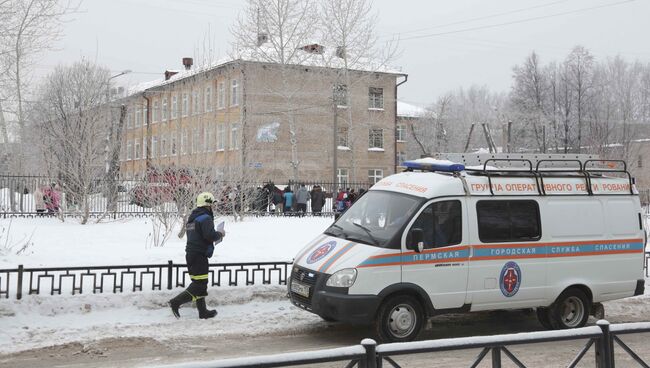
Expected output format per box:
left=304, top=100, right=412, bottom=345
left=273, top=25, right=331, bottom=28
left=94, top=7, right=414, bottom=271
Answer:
left=401, top=199, right=469, bottom=310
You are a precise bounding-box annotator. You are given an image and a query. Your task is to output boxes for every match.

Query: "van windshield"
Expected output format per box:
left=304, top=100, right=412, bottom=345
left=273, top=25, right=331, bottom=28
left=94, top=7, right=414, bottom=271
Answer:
left=325, top=191, right=422, bottom=248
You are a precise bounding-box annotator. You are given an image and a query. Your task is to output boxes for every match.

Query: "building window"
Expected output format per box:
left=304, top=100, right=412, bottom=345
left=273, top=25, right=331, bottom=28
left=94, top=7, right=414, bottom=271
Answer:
left=397, top=151, right=406, bottom=166
left=337, top=168, right=349, bottom=186
left=369, top=128, right=384, bottom=149
left=369, top=87, right=383, bottom=109
left=126, top=140, right=132, bottom=161
left=205, top=86, right=213, bottom=112
left=192, top=127, right=199, bottom=153
left=368, top=169, right=383, bottom=184
left=152, top=101, right=160, bottom=123
left=142, top=137, right=147, bottom=159
left=151, top=135, right=158, bottom=158
left=230, top=79, right=239, bottom=106
left=397, top=124, right=407, bottom=142
left=217, top=123, right=225, bottom=150
left=171, top=133, right=177, bottom=156
left=182, top=93, right=189, bottom=117
left=181, top=128, right=188, bottom=154
left=230, top=123, right=240, bottom=150
left=334, top=84, right=348, bottom=107
left=217, top=82, right=225, bottom=109
left=127, top=110, right=133, bottom=129
left=477, top=200, right=541, bottom=243
left=172, top=95, right=178, bottom=118
left=337, top=126, right=349, bottom=148
left=162, top=98, right=168, bottom=121
left=135, top=107, right=142, bottom=127
left=161, top=134, right=168, bottom=157
left=134, top=140, right=141, bottom=159
left=203, top=124, right=210, bottom=152
left=192, top=90, right=200, bottom=115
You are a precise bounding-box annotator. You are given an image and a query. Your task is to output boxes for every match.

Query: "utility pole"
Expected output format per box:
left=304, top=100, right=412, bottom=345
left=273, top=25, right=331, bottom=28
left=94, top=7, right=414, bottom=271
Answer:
left=332, top=95, right=338, bottom=190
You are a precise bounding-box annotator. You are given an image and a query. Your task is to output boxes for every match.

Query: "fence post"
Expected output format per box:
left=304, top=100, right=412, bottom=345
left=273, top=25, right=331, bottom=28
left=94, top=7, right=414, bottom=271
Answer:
left=596, top=320, right=614, bottom=368
left=16, top=264, right=23, bottom=300
left=361, top=338, right=377, bottom=368
left=167, top=260, right=173, bottom=290
left=492, top=347, right=502, bottom=368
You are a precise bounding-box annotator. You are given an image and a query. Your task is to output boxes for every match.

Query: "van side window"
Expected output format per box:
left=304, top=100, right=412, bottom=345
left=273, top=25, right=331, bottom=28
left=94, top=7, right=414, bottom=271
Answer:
left=408, top=200, right=462, bottom=249
left=477, top=200, right=541, bottom=243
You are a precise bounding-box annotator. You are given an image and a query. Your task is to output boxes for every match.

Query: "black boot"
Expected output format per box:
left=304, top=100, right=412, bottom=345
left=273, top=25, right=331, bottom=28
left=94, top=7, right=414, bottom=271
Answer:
left=169, top=291, right=193, bottom=319
left=196, top=298, right=217, bottom=319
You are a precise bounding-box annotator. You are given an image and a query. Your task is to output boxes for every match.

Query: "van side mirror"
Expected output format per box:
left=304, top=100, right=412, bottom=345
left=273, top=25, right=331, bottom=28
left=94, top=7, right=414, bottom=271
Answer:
left=408, top=228, right=424, bottom=253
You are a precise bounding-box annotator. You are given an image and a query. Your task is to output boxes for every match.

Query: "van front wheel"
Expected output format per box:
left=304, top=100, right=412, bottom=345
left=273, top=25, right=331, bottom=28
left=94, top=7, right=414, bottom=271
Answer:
left=549, top=289, right=590, bottom=329
left=375, top=295, right=424, bottom=343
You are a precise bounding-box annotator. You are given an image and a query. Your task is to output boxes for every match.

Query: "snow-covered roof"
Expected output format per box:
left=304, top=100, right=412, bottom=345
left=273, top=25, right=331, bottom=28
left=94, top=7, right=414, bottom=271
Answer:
left=126, top=47, right=405, bottom=98
left=397, top=101, right=427, bottom=118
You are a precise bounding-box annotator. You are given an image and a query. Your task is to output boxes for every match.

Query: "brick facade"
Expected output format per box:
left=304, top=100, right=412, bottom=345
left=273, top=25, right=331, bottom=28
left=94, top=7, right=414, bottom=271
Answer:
left=119, top=60, right=406, bottom=184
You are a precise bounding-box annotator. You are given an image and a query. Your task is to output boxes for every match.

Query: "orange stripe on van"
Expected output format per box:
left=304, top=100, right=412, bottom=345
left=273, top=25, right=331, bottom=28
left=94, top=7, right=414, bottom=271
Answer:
left=319, top=242, right=355, bottom=273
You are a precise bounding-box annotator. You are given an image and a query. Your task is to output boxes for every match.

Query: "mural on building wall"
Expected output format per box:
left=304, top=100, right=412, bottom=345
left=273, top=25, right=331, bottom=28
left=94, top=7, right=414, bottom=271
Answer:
left=257, top=122, right=280, bottom=143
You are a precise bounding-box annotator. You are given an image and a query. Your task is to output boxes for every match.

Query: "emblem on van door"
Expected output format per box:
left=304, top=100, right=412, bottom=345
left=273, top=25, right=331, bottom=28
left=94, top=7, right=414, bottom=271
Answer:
left=499, top=261, right=522, bottom=297
left=307, top=241, right=337, bottom=264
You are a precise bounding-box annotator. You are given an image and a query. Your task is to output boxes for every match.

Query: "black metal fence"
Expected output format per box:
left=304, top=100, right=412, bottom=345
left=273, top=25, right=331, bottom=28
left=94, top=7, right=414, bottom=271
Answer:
left=0, top=175, right=371, bottom=217
left=158, top=321, right=650, bottom=368
left=0, top=261, right=292, bottom=299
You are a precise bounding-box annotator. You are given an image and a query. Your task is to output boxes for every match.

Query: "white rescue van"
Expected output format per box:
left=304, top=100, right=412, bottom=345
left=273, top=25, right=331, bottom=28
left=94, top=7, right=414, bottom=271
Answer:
left=289, top=154, right=647, bottom=342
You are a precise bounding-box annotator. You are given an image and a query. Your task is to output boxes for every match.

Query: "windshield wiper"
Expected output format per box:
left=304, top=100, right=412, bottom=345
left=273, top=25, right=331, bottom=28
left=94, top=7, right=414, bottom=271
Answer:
left=352, top=222, right=379, bottom=246
left=325, top=223, right=346, bottom=237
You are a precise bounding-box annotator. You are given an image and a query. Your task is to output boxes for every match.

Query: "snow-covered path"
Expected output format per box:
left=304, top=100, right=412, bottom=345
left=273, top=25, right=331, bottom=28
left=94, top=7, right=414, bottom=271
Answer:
left=0, top=286, right=326, bottom=355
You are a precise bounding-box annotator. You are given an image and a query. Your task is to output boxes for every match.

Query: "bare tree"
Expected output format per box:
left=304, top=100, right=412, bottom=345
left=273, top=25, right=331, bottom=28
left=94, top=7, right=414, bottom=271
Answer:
left=0, top=0, right=79, bottom=174
left=33, top=59, right=111, bottom=224
left=511, top=52, right=548, bottom=152
left=410, top=94, right=451, bottom=157
left=320, top=0, right=399, bottom=180
left=565, top=46, right=595, bottom=153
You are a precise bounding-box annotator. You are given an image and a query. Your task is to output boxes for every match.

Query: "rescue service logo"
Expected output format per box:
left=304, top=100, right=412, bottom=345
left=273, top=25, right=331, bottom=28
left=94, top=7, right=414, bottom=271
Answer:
left=499, top=261, right=522, bottom=297
left=307, top=241, right=337, bottom=264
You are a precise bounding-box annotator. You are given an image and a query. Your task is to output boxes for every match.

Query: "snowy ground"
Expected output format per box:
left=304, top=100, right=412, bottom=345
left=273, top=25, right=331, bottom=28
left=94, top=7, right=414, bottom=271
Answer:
left=0, top=216, right=333, bottom=267
left=0, top=216, right=333, bottom=356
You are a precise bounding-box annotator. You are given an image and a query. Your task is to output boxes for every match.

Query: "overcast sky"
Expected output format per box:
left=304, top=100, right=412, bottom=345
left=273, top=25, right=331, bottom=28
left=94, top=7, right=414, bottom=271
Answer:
left=37, top=0, right=650, bottom=108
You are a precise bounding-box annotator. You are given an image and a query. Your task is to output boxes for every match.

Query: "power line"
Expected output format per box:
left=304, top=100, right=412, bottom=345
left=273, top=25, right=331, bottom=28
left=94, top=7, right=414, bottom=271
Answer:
left=379, top=0, right=571, bottom=40
left=397, top=0, right=637, bottom=42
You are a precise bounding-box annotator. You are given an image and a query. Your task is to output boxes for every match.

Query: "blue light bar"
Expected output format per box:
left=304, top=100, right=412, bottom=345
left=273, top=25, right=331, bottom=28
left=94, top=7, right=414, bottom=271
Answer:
left=404, top=160, right=465, bottom=172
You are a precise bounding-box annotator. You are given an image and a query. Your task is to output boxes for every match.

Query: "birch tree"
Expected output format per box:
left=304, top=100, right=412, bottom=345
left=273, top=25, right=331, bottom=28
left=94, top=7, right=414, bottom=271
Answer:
left=320, top=0, right=398, bottom=181
left=231, top=0, right=318, bottom=181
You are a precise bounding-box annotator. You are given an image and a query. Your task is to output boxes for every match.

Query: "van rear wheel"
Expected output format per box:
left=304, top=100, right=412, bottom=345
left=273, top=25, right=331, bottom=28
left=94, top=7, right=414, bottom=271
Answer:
left=549, top=289, right=590, bottom=329
left=375, top=295, right=424, bottom=343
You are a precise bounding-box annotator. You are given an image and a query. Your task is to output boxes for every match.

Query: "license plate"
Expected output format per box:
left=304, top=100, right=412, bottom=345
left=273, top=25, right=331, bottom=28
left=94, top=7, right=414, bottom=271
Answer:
left=291, top=281, right=310, bottom=298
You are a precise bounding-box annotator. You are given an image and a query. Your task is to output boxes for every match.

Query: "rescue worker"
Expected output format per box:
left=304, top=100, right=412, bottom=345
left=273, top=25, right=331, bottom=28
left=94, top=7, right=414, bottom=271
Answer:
left=169, top=192, right=225, bottom=319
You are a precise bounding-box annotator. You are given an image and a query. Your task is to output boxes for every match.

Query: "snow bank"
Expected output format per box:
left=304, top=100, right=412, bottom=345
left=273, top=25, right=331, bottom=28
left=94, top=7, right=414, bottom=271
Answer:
left=0, top=285, right=325, bottom=354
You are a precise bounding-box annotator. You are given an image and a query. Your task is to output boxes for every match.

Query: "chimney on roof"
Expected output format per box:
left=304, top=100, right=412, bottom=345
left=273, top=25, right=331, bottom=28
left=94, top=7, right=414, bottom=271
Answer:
left=299, top=44, right=324, bottom=55
left=164, top=70, right=178, bottom=81
left=182, top=57, right=193, bottom=70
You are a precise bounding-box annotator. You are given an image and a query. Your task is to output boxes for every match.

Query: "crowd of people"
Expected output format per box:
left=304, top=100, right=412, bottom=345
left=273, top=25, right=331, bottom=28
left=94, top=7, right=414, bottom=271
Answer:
left=265, top=183, right=366, bottom=216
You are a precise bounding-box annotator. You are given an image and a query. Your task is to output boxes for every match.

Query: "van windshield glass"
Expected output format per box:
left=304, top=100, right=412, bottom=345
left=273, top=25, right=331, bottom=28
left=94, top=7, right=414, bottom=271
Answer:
left=325, top=191, right=422, bottom=248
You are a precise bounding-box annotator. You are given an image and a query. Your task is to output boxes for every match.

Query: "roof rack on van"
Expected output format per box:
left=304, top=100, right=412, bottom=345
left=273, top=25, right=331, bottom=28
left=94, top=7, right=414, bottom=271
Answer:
left=423, top=154, right=635, bottom=196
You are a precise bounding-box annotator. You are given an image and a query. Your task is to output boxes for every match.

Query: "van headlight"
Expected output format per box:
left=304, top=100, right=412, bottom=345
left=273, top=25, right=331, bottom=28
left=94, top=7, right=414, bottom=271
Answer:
left=326, top=268, right=357, bottom=288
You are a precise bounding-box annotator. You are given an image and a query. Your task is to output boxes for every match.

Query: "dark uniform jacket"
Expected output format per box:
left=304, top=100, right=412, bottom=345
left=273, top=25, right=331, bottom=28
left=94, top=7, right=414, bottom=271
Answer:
left=186, top=207, right=223, bottom=258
